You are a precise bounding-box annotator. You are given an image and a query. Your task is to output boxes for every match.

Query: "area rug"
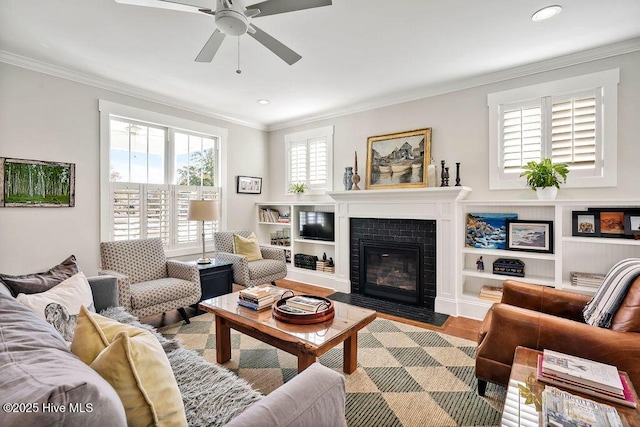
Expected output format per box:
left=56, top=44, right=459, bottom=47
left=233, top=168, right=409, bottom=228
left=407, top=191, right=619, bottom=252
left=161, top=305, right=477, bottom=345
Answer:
left=328, top=292, right=450, bottom=327
left=159, top=314, right=506, bottom=427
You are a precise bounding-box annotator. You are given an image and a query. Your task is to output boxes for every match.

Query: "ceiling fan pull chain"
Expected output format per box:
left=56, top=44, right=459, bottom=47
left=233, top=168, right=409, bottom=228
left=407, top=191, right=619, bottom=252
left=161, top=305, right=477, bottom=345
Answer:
left=236, top=37, right=242, bottom=74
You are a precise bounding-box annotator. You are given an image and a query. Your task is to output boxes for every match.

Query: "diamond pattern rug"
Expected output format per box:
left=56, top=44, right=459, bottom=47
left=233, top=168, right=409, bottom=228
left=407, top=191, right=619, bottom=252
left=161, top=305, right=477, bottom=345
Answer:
left=159, top=313, right=506, bottom=427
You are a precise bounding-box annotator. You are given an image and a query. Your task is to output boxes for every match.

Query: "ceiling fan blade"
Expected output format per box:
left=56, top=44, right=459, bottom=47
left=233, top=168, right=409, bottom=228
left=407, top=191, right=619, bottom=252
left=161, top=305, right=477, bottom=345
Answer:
left=249, top=0, right=331, bottom=17
left=195, top=29, right=227, bottom=62
left=114, top=0, right=209, bottom=14
left=248, top=25, right=301, bottom=65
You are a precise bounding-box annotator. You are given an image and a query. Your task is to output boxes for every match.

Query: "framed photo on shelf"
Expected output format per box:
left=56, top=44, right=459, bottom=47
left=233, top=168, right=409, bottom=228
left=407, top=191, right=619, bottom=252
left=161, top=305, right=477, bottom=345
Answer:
left=588, top=208, right=626, bottom=237
left=236, top=176, right=262, bottom=194
left=365, top=128, right=431, bottom=190
left=572, top=211, right=600, bottom=237
left=624, top=212, right=640, bottom=238
left=505, top=219, right=554, bottom=254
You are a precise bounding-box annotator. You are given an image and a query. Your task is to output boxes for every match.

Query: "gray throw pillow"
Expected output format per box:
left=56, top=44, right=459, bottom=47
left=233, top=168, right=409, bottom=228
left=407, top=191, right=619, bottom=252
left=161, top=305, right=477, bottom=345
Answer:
left=0, top=255, right=79, bottom=297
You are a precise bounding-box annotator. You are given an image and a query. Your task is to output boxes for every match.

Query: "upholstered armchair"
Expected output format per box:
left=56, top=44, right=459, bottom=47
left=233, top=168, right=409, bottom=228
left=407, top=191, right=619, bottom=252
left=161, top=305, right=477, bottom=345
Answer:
left=99, top=238, right=201, bottom=323
left=475, top=279, right=640, bottom=396
left=213, top=231, right=287, bottom=287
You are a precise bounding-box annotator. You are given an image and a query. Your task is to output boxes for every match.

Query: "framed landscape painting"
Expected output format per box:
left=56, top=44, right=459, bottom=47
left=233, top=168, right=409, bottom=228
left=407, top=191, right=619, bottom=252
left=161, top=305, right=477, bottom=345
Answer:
left=505, top=219, right=554, bottom=253
left=0, top=157, right=75, bottom=207
left=466, top=212, right=518, bottom=250
left=365, top=128, right=431, bottom=190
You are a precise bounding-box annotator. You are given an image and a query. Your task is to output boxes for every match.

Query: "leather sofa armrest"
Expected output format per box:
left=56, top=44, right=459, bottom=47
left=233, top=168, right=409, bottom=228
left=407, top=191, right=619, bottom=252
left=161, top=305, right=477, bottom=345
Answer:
left=260, top=247, right=286, bottom=262
left=87, top=275, right=119, bottom=312
left=226, top=362, right=346, bottom=427
left=502, top=280, right=590, bottom=321
left=476, top=303, right=640, bottom=388
left=99, top=270, right=132, bottom=312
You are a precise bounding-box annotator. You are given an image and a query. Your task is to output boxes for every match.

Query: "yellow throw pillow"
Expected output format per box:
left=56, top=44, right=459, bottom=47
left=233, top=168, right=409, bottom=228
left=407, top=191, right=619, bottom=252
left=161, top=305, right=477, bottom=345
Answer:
left=233, top=232, right=263, bottom=262
left=71, top=307, right=187, bottom=427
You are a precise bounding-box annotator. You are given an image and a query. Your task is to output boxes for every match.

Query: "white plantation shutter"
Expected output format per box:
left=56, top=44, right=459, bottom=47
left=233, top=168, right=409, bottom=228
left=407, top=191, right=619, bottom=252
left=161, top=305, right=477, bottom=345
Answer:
left=308, top=137, right=328, bottom=188
left=200, top=188, right=220, bottom=241
left=289, top=141, right=307, bottom=184
left=145, top=185, right=170, bottom=245
left=501, top=103, right=542, bottom=173
left=285, top=126, right=333, bottom=193
left=175, top=187, right=199, bottom=245
left=551, top=91, right=599, bottom=170
left=111, top=183, right=142, bottom=241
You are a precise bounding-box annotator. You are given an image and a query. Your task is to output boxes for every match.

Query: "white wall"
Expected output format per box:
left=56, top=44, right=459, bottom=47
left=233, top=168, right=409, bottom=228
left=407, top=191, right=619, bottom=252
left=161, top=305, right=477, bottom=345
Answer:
left=267, top=51, right=640, bottom=202
left=0, top=62, right=269, bottom=276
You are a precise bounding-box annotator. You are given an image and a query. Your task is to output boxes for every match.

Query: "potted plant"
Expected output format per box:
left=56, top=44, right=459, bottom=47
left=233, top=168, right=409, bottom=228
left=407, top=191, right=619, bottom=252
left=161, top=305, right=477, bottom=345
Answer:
left=288, top=182, right=308, bottom=198
left=519, top=158, right=569, bottom=200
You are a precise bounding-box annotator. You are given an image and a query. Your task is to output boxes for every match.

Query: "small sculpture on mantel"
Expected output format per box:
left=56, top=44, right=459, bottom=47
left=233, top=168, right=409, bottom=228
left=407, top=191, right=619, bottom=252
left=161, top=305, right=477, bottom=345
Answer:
left=440, top=160, right=447, bottom=186
left=455, top=162, right=461, bottom=186
left=351, top=151, right=361, bottom=190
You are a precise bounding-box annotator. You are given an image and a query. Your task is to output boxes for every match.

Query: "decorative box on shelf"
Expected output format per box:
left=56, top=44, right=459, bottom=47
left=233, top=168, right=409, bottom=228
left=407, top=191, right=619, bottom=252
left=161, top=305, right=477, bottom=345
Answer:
left=492, top=258, right=525, bottom=277
left=294, top=253, right=318, bottom=270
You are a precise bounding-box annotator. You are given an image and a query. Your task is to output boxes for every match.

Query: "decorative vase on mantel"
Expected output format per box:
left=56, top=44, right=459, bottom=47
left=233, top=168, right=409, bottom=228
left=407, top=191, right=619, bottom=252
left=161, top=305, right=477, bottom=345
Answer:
left=343, top=167, right=353, bottom=191
left=536, top=187, right=558, bottom=200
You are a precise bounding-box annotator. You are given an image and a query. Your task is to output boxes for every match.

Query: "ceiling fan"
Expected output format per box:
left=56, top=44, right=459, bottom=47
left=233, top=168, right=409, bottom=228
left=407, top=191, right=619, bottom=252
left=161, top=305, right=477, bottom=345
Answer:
left=115, top=0, right=332, bottom=65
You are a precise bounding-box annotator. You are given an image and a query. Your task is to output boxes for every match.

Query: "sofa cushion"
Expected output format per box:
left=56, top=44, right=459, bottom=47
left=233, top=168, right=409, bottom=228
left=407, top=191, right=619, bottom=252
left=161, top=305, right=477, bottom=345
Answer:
left=0, top=255, right=79, bottom=296
left=233, top=232, right=263, bottom=262
left=72, top=307, right=187, bottom=427
left=130, top=277, right=201, bottom=310
left=16, top=271, right=95, bottom=341
left=0, top=294, right=126, bottom=427
left=248, top=259, right=287, bottom=280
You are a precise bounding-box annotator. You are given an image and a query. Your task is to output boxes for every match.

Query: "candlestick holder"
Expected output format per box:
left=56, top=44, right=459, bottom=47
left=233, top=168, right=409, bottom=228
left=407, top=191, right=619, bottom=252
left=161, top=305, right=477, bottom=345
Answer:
left=455, top=162, right=461, bottom=186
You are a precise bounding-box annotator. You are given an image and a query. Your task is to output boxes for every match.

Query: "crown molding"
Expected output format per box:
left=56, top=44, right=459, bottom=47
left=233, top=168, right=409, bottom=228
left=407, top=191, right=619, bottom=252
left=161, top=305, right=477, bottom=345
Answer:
left=267, top=37, right=640, bottom=131
left=0, top=50, right=267, bottom=131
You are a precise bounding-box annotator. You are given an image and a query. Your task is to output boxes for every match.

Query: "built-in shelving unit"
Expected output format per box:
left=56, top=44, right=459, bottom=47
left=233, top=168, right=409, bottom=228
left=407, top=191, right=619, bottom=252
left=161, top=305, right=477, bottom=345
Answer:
left=458, top=199, right=640, bottom=320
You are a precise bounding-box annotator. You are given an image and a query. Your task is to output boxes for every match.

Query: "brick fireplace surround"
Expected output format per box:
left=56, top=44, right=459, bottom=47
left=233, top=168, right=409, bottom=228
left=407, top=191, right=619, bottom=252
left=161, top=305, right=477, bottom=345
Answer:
left=328, top=187, right=470, bottom=316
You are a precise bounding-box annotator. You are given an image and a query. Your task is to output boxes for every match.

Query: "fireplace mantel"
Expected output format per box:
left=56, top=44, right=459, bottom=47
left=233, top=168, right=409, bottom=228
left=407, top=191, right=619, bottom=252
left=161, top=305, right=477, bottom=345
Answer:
left=328, top=186, right=472, bottom=316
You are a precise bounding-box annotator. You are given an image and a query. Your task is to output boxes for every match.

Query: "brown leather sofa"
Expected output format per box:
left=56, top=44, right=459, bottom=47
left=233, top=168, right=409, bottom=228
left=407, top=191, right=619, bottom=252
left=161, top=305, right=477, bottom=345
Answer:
left=475, top=279, right=640, bottom=396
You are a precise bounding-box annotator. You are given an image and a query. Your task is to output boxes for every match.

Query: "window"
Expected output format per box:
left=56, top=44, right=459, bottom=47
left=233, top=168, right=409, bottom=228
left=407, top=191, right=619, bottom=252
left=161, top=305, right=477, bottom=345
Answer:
left=488, top=69, right=619, bottom=189
left=99, top=101, right=227, bottom=256
left=285, top=126, right=334, bottom=194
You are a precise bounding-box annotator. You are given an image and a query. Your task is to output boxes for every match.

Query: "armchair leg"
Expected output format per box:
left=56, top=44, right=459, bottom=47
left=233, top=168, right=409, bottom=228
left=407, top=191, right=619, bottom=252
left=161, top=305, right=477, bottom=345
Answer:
left=177, top=307, right=190, bottom=324
left=477, top=379, right=487, bottom=396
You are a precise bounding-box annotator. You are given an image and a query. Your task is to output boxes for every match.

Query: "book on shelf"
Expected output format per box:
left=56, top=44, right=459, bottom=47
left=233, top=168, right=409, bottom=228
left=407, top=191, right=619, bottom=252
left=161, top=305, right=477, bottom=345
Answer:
left=537, top=355, right=637, bottom=408
left=478, top=285, right=502, bottom=302
left=542, top=386, right=623, bottom=427
left=285, top=296, right=329, bottom=312
left=541, top=350, right=625, bottom=396
left=570, top=271, right=606, bottom=288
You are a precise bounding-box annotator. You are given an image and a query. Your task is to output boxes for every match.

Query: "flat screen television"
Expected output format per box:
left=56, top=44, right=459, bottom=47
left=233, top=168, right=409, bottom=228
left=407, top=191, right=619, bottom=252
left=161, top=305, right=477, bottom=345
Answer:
left=299, top=211, right=335, bottom=242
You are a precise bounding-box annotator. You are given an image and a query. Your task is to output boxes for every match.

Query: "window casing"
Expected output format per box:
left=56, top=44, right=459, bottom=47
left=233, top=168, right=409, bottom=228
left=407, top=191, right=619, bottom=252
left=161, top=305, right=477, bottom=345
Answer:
left=285, top=126, right=334, bottom=194
left=488, top=69, right=619, bottom=189
left=99, top=101, right=227, bottom=256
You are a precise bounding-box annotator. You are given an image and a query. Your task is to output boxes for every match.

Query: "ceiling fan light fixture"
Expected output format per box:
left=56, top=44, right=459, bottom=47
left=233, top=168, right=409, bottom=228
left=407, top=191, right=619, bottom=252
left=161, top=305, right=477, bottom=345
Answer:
left=215, top=10, right=249, bottom=36
left=257, top=99, right=270, bottom=105
left=531, top=5, right=562, bottom=22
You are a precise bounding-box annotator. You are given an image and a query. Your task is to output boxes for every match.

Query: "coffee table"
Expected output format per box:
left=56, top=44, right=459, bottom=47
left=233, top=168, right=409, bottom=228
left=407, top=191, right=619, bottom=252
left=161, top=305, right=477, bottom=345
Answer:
left=501, top=346, right=640, bottom=426
left=198, top=289, right=377, bottom=373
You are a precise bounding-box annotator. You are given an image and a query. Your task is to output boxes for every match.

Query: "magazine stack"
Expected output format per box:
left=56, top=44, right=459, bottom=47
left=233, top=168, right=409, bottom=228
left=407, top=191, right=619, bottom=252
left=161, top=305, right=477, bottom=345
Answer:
left=237, top=286, right=275, bottom=311
left=570, top=271, right=606, bottom=288
left=543, top=386, right=623, bottom=427
left=537, top=349, right=636, bottom=408
left=278, top=296, right=330, bottom=315
left=478, top=285, right=503, bottom=302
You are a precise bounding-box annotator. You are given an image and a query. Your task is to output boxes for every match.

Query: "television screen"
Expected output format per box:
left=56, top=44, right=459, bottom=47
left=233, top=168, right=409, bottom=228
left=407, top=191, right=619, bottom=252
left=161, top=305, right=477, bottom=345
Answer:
left=299, top=211, right=335, bottom=241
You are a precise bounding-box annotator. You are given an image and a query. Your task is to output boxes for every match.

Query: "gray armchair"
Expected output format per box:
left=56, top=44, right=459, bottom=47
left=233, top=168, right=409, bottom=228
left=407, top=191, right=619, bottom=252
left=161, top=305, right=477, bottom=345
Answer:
left=99, top=238, right=201, bottom=323
left=214, top=231, right=287, bottom=287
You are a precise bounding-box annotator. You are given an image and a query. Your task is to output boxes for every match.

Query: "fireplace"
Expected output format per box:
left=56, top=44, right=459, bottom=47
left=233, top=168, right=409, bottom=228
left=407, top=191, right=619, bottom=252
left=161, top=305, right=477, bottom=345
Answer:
left=350, top=218, right=436, bottom=309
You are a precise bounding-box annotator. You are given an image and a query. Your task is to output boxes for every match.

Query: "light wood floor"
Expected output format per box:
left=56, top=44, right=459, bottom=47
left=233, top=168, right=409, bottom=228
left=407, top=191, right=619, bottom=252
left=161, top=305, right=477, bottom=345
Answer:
left=144, top=278, right=482, bottom=342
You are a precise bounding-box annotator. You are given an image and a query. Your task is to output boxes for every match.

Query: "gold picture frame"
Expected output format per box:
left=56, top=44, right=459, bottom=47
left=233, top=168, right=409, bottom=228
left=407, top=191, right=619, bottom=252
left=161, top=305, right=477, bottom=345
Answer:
left=365, top=128, right=431, bottom=190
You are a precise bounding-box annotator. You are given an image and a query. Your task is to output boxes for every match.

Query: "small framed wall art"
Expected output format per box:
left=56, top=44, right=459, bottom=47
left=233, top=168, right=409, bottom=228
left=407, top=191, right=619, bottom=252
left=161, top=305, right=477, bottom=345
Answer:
left=505, top=219, right=554, bottom=254
left=624, top=212, right=640, bottom=238
left=588, top=208, right=625, bottom=238
left=236, top=176, right=262, bottom=194
left=0, top=157, right=76, bottom=207
left=572, top=211, right=600, bottom=237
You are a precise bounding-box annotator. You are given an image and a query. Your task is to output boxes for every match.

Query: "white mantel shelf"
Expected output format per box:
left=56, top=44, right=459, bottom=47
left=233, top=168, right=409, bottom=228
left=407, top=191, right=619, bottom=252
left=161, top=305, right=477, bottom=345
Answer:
left=328, top=186, right=471, bottom=203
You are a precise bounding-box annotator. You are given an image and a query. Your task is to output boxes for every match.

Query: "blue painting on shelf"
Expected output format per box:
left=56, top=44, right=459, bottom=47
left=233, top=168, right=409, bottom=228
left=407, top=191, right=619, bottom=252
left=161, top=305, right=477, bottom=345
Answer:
left=466, top=212, right=518, bottom=250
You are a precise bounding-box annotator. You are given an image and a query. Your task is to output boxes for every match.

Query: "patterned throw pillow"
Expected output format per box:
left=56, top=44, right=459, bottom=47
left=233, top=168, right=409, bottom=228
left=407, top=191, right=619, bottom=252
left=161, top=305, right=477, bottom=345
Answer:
left=0, top=255, right=79, bottom=296
left=16, top=271, right=95, bottom=341
left=232, top=232, right=263, bottom=262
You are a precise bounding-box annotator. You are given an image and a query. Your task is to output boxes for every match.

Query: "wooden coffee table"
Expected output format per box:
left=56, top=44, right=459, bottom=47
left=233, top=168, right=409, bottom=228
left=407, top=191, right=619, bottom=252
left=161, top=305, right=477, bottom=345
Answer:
left=501, top=347, right=640, bottom=426
left=198, top=289, right=377, bottom=373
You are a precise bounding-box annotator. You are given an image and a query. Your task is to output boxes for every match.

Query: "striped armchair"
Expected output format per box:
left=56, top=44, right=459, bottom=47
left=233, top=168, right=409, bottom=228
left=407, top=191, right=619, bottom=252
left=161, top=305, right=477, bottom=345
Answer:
left=99, top=238, right=201, bottom=323
left=214, top=231, right=287, bottom=287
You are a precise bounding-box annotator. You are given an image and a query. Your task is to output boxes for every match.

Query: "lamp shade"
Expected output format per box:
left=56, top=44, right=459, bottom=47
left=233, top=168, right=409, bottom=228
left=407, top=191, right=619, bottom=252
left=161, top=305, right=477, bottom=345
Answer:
left=187, top=200, right=219, bottom=221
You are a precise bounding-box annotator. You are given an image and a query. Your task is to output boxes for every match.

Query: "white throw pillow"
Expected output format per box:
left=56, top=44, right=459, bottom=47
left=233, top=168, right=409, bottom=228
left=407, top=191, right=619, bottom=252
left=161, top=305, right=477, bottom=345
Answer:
left=17, top=271, right=95, bottom=341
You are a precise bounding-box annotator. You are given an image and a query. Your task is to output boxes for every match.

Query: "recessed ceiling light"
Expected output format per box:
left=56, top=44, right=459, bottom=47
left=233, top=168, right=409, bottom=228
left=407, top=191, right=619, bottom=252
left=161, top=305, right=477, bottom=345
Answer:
left=532, top=5, right=562, bottom=22
left=257, top=99, right=270, bottom=105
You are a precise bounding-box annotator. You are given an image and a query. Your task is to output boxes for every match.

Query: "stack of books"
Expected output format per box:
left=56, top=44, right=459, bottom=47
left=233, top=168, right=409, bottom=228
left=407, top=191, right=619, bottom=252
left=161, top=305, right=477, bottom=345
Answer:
left=315, top=260, right=335, bottom=273
left=478, top=285, right=503, bottom=302
left=570, top=271, right=606, bottom=288
left=237, top=286, right=275, bottom=311
left=537, top=349, right=636, bottom=408
left=279, top=296, right=330, bottom=315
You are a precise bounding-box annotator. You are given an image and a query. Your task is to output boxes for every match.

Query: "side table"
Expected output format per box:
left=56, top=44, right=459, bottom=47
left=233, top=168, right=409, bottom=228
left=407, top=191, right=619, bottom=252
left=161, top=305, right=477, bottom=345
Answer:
left=193, top=259, right=233, bottom=314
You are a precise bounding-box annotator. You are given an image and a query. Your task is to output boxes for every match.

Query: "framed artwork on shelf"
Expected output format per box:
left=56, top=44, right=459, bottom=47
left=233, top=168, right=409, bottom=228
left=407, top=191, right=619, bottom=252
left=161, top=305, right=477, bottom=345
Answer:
left=572, top=211, right=600, bottom=237
left=236, top=176, right=262, bottom=194
left=466, top=212, right=518, bottom=250
left=505, top=219, right=554, bottom=254
left=0, top=157, right=75, bottom=207
left=588, top=208, right=626, bottom=238
left=624, top=212, right=640, bottom=238
left=365, top=127, right=431, bottom=190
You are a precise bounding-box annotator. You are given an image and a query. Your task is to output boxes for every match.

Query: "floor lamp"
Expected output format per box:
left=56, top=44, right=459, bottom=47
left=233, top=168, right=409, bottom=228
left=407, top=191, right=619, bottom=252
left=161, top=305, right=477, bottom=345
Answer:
left=187, top=199, right=219, bottom=264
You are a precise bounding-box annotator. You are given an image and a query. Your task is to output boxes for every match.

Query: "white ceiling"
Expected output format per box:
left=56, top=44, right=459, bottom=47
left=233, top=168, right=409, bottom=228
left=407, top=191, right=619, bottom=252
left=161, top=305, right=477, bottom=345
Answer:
left=1, top=0, right=640, bottom=130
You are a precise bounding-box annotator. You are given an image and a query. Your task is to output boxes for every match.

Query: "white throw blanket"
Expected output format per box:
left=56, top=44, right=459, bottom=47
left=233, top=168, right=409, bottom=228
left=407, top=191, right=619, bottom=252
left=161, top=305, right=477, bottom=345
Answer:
left=583, top=258, right=640, bottom=328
